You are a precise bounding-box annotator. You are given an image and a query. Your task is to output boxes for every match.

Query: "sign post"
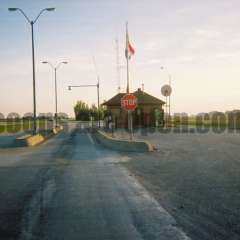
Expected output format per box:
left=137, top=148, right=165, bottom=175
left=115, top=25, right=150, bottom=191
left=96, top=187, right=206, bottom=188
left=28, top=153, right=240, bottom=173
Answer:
left=161, top=85, right=172, bottom=127
left=121, top=94, right=137, bottom=140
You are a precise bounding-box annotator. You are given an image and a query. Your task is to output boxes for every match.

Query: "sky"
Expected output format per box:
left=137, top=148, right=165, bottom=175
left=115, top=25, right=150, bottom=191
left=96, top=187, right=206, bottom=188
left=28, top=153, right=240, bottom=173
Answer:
left=1, top=0, right=240, bottom=117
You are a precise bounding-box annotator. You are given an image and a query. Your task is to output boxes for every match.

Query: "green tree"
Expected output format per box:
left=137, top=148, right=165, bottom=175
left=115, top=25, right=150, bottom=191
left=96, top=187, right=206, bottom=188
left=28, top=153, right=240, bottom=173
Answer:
left=74, top=101, right=106, bottom=121
left=89, top=104, right=98, bottom=120
left=74, top=101, right=90, bottom=121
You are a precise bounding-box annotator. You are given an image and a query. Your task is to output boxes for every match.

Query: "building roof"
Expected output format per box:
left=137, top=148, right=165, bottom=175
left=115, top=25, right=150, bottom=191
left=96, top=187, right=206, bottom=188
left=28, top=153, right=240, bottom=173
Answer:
left=102, top=88, right=165, bottom=106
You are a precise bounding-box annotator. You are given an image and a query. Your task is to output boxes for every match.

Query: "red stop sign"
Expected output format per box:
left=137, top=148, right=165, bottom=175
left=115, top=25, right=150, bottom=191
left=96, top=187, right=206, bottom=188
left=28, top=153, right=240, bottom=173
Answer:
left=121, top=94, right=138, bottom=111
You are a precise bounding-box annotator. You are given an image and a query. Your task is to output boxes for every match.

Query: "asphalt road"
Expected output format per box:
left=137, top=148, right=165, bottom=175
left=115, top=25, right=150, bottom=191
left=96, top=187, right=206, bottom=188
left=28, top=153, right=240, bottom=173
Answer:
left=123, top=130, right=240, bottom=240
left=0, top=124, right=189, bottom=240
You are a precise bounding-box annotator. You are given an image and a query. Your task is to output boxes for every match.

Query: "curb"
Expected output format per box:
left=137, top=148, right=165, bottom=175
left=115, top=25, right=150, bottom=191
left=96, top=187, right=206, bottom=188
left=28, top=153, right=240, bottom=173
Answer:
left=94, top=130, right=154, bottom=152
left=15, top=134, right=45, bottom=147
left=15, top=126, right=64, bottom=147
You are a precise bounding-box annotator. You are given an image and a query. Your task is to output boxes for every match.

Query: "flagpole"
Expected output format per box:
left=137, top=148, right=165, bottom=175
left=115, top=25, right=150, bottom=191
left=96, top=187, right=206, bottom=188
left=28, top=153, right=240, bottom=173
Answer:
left=126, top=22, right=130, bottom=94
left=126, top=22, right=133, bottom=140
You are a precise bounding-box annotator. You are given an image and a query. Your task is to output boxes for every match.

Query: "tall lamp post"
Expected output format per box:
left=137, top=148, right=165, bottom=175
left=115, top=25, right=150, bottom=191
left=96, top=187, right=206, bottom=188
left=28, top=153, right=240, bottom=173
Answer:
left=42, top=61, right=68, bottom=127
left=68, top=79, right=100, bottom=128
left=8, top=7, right=55, bottom=135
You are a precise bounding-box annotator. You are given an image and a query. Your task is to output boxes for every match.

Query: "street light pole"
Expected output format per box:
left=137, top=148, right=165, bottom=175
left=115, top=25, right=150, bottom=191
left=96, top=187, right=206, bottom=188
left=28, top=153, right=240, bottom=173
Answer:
left=31, top=21, right=37, bottom=134
left=42, top=61, right=68, bottom=128
left=97, top=77, right=100, bottom=128
left=92, top=57, right=101, bottom=128
left=8, top=7, right=55, bottom=135
left=54, top=68, right=58, bottom=126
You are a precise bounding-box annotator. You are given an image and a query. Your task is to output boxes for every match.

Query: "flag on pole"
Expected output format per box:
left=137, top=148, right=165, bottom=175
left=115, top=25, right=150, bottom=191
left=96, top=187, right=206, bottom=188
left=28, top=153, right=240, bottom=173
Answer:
left=125, top=25, right=135, bottom=60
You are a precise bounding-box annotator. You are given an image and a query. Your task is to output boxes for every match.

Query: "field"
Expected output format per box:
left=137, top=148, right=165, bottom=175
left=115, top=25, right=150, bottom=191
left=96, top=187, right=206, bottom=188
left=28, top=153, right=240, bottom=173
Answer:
left=0, top=120, right=55, bottom=134
left=170, top=114, right=240, bottom=129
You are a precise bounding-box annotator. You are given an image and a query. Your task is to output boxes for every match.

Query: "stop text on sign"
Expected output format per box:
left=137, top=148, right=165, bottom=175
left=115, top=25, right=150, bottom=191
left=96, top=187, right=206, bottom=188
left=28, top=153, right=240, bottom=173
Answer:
left=121, top=94, right=138, bottom=111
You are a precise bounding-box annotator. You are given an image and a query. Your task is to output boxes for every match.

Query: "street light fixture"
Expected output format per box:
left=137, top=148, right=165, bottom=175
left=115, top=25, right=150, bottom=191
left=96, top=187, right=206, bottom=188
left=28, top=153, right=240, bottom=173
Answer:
left=42, top=61, right=68, bottom=128
left=8, top=7, right=55, bottom=135
left=8, top=8, right=18, bottom=11
left=46, top=8, right=55, bottom=11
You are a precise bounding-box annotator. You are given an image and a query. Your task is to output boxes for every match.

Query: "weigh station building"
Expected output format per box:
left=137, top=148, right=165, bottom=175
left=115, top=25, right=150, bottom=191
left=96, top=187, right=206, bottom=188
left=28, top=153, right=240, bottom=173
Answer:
left=103, top=88, right=165, bottom=128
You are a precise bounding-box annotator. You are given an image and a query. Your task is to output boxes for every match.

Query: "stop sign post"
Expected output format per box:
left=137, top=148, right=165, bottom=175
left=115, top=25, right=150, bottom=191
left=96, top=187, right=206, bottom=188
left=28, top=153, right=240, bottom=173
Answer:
left=121, top=94, right=137, bottom=140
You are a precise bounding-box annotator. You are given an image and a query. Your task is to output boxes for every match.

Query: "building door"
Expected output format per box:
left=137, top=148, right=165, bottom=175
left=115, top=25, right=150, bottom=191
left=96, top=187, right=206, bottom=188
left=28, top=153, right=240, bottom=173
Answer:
left=154, top=109, right=164, bottom=127
left=134, top=108, right=144, bottom=127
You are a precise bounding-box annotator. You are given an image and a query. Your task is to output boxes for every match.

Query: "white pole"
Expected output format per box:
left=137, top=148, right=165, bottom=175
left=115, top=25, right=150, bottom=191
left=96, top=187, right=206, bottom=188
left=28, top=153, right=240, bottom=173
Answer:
left=168, top=74, right=171, bottom=120
left=166, top=96, right=168, bottom=127
left=126, top=22, right=133, bottom=139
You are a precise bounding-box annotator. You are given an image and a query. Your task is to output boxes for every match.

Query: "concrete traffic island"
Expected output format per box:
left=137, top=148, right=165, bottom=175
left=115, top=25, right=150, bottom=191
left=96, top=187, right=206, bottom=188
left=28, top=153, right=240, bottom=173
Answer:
left=52, top=125, right=64, bottom=134
left=15, top=134, right=45, bottom=147
left=15, top=126, right=64, bottom=147
left=94, top=130, right=155, bottom=152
